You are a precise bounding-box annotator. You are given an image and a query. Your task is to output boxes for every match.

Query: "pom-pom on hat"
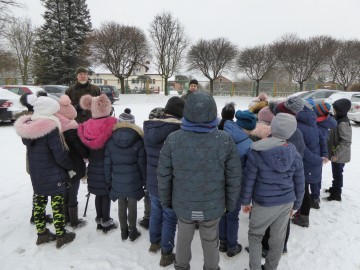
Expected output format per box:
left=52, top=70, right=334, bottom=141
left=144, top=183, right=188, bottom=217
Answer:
left=284, top=96, right=304, bottom=114
left=164, top=96, right=185, bottom=119
left=258, top=106, right=275, bottom=124
left=235, top=110, right=256, bottom=130
left=27, top=94, right=60, bottom=116
left=314, top=101, right=331, bottom=116
left=80, top=94, right=112, bottom=119
left=118, top=108, right=135, bottom=123
left=58, top=95, right=77, bottom=120
left=189, top=79, right=198, bottom=86
left=221, top=102, right=236, bottom=121
left=271, top=113, right=297, bottom=140
left=76, top=66, right=88, bottom=75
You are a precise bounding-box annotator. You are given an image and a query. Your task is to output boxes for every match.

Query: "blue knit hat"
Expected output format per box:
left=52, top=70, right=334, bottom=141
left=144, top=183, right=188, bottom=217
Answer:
left=235, top=110, right=256, bottom=130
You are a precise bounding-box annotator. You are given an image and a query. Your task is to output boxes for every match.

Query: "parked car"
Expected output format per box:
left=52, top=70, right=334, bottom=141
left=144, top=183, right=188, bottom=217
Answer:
left=288, top=89, right=340, bottom=103
left=324, top=91, right=360, bottom=105
left=347, top=94, right=360, bottom=124
left=98, top=85, right=119, bottom=104
left=41, top=85, right=67, bottom=97
left=0, top=88, right=27, bottom=122
left=1, top=85, right=45, bottom=96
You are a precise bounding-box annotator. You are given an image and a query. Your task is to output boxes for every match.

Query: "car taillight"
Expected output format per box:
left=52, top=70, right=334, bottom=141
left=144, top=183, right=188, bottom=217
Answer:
left=0, top=101, right=13, bottom=108
left=354, top=105, right=360, bottom=111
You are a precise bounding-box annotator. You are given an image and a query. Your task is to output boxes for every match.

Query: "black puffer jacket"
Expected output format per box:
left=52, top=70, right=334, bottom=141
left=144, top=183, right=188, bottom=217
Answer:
left=104, top=122, right=146, bottom=201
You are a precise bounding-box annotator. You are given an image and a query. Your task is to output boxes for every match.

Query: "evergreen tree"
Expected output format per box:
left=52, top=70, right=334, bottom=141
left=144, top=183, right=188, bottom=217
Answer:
left=33, top=0, right=92, bottom=85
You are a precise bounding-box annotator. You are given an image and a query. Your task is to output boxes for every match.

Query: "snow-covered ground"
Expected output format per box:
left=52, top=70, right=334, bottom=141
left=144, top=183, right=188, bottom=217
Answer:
left=1, top=94, right=359, bottom=270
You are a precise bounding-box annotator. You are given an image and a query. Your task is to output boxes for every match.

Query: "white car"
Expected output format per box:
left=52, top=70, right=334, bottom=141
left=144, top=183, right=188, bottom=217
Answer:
left=0, top=88, right=27, bottom=122
left=324, top=91, right=360, bottom=105
left=288, top=89, right=339, bottom=103
left=348, top=94, right=360, bottom=124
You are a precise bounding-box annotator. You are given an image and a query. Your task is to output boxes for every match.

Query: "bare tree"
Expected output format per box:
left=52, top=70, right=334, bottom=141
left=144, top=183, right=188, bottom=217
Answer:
left=237, top=44, right=277, bottom=97
left=187, top=38, right=238, bottom=95
left=0, top=0, right=22, bottom=32
left=149, top=12, right=189, bottom=95
left=0, top=48, right=17, bottom=74
left=91, top=22, right=150, bottom=94
left=275, top=34, right=336, bottom=91
left=329, top=40, right=360, bottom=91
left=5, top=18, right=35, bottom=84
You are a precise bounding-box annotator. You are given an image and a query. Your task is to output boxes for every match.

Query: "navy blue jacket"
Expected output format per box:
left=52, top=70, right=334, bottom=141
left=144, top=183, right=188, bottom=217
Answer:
left=104, top=122, right=146, bottom=201
left=143, top=117, right=182, bottom=197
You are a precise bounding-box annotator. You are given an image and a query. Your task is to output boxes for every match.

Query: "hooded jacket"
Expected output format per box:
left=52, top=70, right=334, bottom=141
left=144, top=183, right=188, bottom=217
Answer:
left=14, top=115, right=73, bottom=196
left=104, top=122, right=146, bottom=201
left=240, top=138, right=305, bottom=210
left=78, top=116, right=117, bottom=195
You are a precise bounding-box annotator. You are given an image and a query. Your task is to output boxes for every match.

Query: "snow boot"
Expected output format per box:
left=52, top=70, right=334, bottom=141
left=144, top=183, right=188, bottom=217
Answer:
left=138, top=217, right=149, bottom=230
left=226, top=244, right=242, bottom=257
left=219, top=240, right=227, bottom=252
left=325, top=192, right=342, bottom=201
left=129, top=227, right=141, bottom=241
left=56, top=230, right=76, bottom=249
left=95, top=217, right=103, bottom=231
left=149, top=242, right=161, bottom=253
left=292, top=214, right=309, bottom=227
left=68, top=206, right=87, bottom=228
left=102, top=218, right=118, bottom=233
left=310, top=198, right=320, bottom=209
left=36, top=228, right=57, bottom=245
left=121, top=228, right=129, bottom=240
left=159, top=250, right=175, bottom=267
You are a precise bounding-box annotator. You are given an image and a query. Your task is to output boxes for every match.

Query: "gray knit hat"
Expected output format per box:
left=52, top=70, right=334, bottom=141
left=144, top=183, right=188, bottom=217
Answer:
left=183, top=91, right=217, bottom=123
left=271, top=113, right=297, bottom=140
left=118, top=108, right=135, bottom=123
left=284, top=96, right=304, bottom=114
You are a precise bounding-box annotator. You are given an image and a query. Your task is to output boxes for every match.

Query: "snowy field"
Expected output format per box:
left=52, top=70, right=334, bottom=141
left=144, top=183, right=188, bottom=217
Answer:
left=1, top=94, right=360, bottom=270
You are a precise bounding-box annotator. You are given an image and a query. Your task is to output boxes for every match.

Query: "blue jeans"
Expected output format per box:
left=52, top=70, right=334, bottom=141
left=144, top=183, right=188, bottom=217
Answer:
left=332, top=162, right=345, bottom=191
left=219, top=197, right=241, bottom=251
left=149, top=194, right=177, bottom=252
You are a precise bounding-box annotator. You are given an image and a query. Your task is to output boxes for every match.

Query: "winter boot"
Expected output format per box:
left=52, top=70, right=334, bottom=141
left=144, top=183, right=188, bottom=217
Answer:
left=219, top=240, right=227, bottom=252
left=138, top=217, right=149, bottom=230
left=325, top=192, right=342, bottom=201
left=36, top=228, right=57, bottom=245
left=56, top=230, right=76, bottom=249
left=159, top=250, right=175, bottom=267
left=149, top=242, right=161, bottom=253
left=292, top=214, right=309, bottom=227
left=121, top=227, right=129, bottom=240
left=128, top=228, right=141, bottom=241
left=102, top=218, right=118, bottom=233
left=226, top=244, right=242, bottom=257
left=325, top=187, right=334, bottom=194
left=310, top=198, right=320, bottom=209
left=95, top=217, right=103, bottom=231
left=68, top=206, right=87, bottom=228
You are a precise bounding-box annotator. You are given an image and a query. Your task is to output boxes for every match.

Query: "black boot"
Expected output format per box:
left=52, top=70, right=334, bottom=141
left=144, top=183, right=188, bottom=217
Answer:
left=292, top=214, right=309, bottom=227
left=56, top=230, right=76, bottom=249
left=121, top=228, right=129, bottom=240
left=129, top=228, right=141, bottom=241
left=310, top=198, right=320, bottom=209
left=36, top=228, right=57, bottom=245
left=226, top=244, right=242, bottom=257
left=325, top=192, right=342, bottom=201
left=138, top=217, right=149, bottom=230
left=325, top=187, right=334, bottom=194
left=219, top=240, right=227, bottom=252
left=68, top=206, right=87, bottom=228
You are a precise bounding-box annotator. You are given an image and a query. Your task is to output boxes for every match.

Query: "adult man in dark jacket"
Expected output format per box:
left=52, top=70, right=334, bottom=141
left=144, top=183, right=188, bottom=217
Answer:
left=181, top=79, right=198, bottom=101
left=157, top=91, right=242, bottom=270
left=65, top=67, right=101, bottom=123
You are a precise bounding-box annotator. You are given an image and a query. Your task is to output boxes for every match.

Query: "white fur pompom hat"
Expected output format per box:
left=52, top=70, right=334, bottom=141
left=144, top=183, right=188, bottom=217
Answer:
left=80, top=94, right=112, bottom=119
left=27, top=94, right=60, bottom=116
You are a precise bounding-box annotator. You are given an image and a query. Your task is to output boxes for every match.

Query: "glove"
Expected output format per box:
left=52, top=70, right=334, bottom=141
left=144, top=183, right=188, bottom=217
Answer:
left=69, top=170, right=76, bottom=178
left=106, top=183, right=112, bottom=192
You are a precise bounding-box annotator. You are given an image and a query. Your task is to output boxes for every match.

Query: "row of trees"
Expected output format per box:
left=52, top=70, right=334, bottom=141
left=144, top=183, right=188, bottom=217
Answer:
left=2, top=1, right=360, bottom=96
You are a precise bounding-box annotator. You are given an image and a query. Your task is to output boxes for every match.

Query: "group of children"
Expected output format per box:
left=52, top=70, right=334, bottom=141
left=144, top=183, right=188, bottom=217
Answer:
left=14, top=90, right=352, bottom=270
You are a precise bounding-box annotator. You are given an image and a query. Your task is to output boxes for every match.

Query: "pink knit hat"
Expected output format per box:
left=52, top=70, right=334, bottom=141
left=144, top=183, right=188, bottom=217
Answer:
left=257, top=92, right=268, bottom=102
left=58, top=95, right=77, bottom=120
left=80, top=94, right=112, bottom=119
left=258, top=106, right=275, bottom=124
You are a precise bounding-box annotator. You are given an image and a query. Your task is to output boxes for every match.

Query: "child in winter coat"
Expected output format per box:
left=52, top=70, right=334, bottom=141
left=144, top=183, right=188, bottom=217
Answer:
left=324, top=98, right=352, bottom=201
left=77, top=94, right=118, bottom=233
left=104, top=108, right=146, bottom=241
left=310, top=101, right=337, bottom=208
left=218, top=102, right=235, bottom=130
left=55, top=95, right=89, bottom=228
left=240, top=113, right=305, bottom=270
left=15, top=95, right=76, bottom=248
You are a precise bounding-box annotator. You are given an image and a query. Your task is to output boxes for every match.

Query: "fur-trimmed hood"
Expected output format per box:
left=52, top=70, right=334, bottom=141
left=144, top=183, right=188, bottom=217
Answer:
left=78, top=117, right=117, bottom=149
left=143, top=116, right=182, bottom=145
left=14, top=114, right=58, bottom=140
left=250, top=122, right=271, bottom=140
left=111, top=122, right=144, bottom=148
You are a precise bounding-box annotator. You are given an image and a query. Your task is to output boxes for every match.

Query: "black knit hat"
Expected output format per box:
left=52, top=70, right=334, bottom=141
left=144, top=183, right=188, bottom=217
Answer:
left=164, top=96, right=185, bottom=118
left=189, top=79, right=198, bottom=86
left=76, top=66, right=88, bottom=75
left=333, top=98, right=351, bottom=117
left=221, top=102, right=235, bottom=120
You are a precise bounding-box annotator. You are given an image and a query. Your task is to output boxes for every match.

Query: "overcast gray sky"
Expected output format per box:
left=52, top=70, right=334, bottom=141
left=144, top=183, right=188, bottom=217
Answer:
left=17, top=0, right=360, bottom=48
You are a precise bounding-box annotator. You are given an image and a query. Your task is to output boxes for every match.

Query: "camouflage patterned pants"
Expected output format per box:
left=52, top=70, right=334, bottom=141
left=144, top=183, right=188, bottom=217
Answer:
left=34, top=194, right=65, bottom=236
